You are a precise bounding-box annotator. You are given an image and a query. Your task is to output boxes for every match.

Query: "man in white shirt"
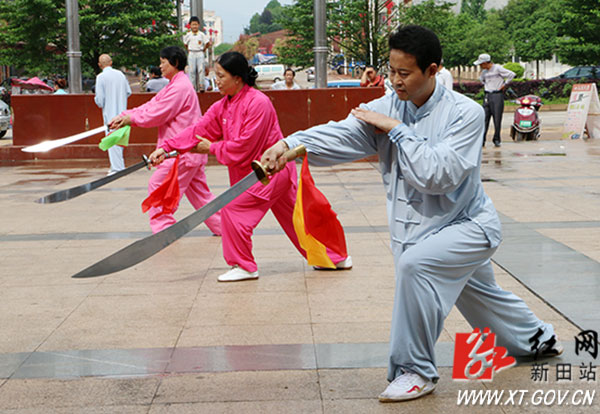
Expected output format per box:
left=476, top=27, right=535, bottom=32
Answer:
left=94, top=54, right=132, bottom=174
left=474, top=53, right=515, bottom=147
left=183, top=16, right=210, bottom=92
left=436, top=59, right=453, bottom=91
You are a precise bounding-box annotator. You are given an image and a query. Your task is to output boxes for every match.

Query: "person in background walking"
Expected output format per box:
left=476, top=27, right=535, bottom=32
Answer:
left=94, top=53, right=132, bottom=175
left=145, top=66, right=169, bottom=93
left=474, top=53, right=515, bottom=147
left=183, top=16, right=211, bottom=92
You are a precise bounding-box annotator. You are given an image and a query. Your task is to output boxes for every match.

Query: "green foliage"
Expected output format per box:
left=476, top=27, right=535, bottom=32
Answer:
left=397, top=0, right=454, bottom=56
left=501, top=0, right=559, bottom=65
left=214, top=43, right=233, bottom=56
left=555, top=0, right=600, bottom=65
left=245, top=0, right=284, bottom=35
left=0, top=0, right=179, bottom=77
left=275, top=0, right=397, bottom=69
left=503, top=62, right=525, bottom=78
left=460, top=0, right=487, bottom=21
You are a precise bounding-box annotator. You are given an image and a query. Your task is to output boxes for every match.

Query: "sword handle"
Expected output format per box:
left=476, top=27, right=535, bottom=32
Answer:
left=165, top=150, right=178, bottom=159
left=281, top=144, right=307, bottom=162
left=251, top=145, right=306, bottom=186
left=143, top=150, right=178, bottom=170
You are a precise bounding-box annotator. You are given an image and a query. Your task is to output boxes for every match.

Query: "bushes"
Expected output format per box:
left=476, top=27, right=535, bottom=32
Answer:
left=454, top=78, right=600, bottom=100
left=503, top=62, right=524, bottom=78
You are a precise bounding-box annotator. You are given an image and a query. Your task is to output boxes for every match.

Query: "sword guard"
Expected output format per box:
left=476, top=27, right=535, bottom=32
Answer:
left=251, top=160, right=270, bottom=185
left=142, top=154, right=151, bottom=170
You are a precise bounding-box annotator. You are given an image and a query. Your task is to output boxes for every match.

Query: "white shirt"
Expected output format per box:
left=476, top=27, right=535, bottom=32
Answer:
left=480, top=64, right=515, bottom=92
left=94, top=66, right=131, bottom=125
left=271, top=81, right=301, bottom=90
left=436, top=67, right=453, bottom=91
left=146, top=77, right=169, bottom=93
left=183, top=31, right=208, bottom=53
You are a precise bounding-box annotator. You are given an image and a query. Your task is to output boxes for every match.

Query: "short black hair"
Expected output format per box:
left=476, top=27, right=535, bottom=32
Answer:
left=149, top=66, right=162, bottom=77
left=189, top=16, right=200, bottom=25
left=217, top=51, right=258, bottom=87
left=284, top=68, right=295, bottom=77
left=159, top=46, right=187, bottom=71
left=389, top=25, right=442, bottom=73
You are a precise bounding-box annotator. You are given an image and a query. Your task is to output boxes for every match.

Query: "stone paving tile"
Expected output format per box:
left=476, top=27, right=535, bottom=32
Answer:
left=152, top=370, right=320, bottom=404
left=148, top=400, right=322, bottom=414
left=0, top=377, right=159, bottom=410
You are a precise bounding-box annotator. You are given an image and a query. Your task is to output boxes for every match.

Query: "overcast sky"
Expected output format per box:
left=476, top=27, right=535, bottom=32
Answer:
left=203, top=0, right=294, bottom=43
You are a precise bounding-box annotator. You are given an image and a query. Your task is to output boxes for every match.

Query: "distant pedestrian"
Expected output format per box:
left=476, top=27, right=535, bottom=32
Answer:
left=183, top=16, right=211, bottom=92
left=145, top=66, right=169, bottom=93
left=360, top=65, right=385, bottom=88
left=94, top=54, right=132, bottom=175
left=474, top=53, right=515, bottom=147
left=53, top=78, right=68, bottom=95
left=271, top=68, right=301, bottom=90
left=436, top=60, right=453, bottom=91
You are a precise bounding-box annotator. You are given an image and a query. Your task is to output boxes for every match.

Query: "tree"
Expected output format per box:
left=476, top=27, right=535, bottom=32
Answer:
left=214, top=43, right=233, bottom=56
left=276, top=0, right=398, bottom=69
left=232, top=35, right=259, bottom=60
left=460, top=0, right=487, bottom=21
left=501, top=0, right=560, bottom=79
left=555, top=0, right=600, bottom=66
left=244, top=0, right=283, bottom=35
left=0, top=0, right=179, bottom=77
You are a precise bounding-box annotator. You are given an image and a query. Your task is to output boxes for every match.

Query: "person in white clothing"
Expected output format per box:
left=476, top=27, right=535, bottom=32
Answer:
left=94, top=54, right=132, bottom=175
left=183, top=16, right=211, bottom=92
left=436, top=59, right=453, bottom=91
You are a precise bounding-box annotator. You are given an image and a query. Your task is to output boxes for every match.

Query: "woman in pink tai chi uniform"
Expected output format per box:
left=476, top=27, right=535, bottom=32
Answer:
left=149, top=51, right=351, bottom=282
left=109, top=46, right=221, bottom=235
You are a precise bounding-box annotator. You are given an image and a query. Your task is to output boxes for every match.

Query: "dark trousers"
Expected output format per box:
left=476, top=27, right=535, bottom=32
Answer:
left=483, top=91, right=504, bottom=145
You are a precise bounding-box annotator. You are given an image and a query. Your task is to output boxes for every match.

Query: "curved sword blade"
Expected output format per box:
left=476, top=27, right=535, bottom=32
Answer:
left=71, top=170, right=260, bottom=278
left=36, top=159, right=148, bottom=204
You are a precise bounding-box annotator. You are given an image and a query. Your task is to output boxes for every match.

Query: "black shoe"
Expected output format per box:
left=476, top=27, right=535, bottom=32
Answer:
left=493, top=141, right=501, bottom=147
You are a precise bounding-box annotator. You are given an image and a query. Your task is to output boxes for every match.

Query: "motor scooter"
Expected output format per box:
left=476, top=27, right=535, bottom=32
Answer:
left=510, top=94, right=542, bottom=141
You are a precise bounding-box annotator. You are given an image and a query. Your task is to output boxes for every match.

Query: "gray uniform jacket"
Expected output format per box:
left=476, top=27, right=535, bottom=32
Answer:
left=283, top=82, right=502, bottom=255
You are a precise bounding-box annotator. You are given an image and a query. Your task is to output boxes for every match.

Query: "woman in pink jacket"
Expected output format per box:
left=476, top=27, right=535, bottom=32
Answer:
left=109, top=46, right=221, bottom=235
left=149, top=51, right=350, bottom=282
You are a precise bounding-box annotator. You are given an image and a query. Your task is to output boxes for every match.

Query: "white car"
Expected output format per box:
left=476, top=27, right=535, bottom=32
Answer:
left=0, top=99, right=10, bottom=139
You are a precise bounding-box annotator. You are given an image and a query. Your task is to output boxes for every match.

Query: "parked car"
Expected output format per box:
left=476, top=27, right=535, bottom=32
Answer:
left=0, top=99, right=11, bottom=139
left=550, top=66, right=600, bottom=80
left=254, top=64, right=286, bottom=82
left=306, top=66, right=315, bottom=82
left=330, top=54, right=365, bottom=75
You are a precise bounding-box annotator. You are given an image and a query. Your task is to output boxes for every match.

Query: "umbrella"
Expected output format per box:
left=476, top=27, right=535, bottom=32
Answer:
left=11, top=77, right=53, bottom=92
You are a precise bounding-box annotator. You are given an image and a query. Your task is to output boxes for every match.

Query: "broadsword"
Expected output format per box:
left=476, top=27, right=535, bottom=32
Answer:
left=72, top=145, right=306, bottom=278
left=21, top=126, right=107, bottom=153
left=36, top=151, right=178, bottom=204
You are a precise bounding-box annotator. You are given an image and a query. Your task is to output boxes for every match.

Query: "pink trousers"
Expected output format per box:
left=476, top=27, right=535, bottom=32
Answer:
left=221, top=163, right=345, bottom=272
left=148, top=155, right=221, bottom=235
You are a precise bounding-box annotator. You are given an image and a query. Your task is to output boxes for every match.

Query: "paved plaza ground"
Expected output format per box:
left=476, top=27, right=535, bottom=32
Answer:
left=1, top=137, right=599, bottom=413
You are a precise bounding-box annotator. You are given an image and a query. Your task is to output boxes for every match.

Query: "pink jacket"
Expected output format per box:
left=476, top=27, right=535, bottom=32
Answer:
left=124, top=71, right=204, bottom=157
left=161, top=85, right=289, bottom=191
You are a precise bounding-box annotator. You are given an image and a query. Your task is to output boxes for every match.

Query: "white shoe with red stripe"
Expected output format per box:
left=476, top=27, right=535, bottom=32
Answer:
left=378, top=372, right=436, bottom=402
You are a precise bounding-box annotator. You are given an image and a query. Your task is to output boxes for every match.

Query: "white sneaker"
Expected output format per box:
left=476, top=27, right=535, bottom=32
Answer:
left=378, top=372, right=436, bottom=402
left=313, top=256, right=353, bottom=270
left=217, top=266, right=259, bottom=282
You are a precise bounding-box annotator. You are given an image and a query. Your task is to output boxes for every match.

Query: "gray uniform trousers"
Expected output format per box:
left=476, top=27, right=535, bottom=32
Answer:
left=483, top=91, right=505, bottom=145
left=388, top=219, right=554, bottom=382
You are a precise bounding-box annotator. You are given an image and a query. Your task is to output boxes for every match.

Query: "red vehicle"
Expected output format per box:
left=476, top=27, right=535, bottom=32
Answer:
left=511, top=94, right=542, bottom=141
